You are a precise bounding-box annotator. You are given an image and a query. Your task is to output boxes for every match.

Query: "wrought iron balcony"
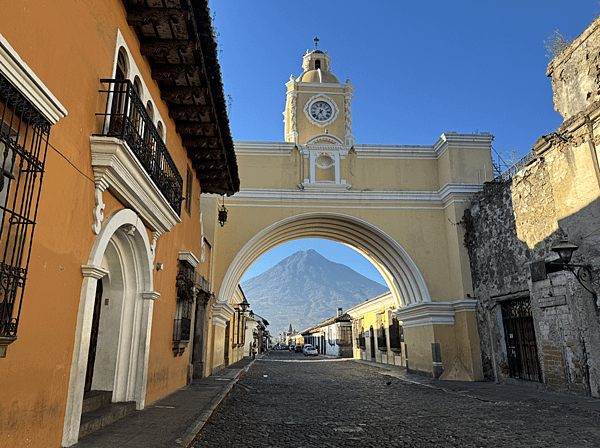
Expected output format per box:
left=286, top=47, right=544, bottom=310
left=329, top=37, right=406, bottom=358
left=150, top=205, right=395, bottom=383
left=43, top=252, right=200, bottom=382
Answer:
left=96, top=79, right=182, bottom=215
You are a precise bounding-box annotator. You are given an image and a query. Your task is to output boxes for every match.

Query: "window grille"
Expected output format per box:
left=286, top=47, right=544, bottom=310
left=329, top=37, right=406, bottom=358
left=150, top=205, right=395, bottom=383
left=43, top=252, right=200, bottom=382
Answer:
left=359, top=328, right=366, bottom=350
left=185, top=166, right=192, bottom=216
left=338, top=326, right=352, bottom=345
left=96, top=79, right=183, bottom=215
left=173, top=260, right=194, bottom=342
left=0, top=73, right=51, bottom=357
left=377, top=324, right=387, bottom=351
left=388, top=316, right=404, bottom=350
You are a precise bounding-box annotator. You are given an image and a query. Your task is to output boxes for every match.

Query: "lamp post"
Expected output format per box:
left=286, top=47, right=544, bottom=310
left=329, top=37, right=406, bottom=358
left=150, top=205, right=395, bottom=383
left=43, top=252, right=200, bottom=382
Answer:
left=551, top=237, right=596, bottom=298
left=236, top=298, right=250, bottom=348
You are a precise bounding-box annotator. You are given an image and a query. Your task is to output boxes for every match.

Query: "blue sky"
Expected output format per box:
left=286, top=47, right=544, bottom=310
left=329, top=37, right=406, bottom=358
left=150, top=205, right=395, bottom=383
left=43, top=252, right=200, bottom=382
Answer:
left=211, top=1, right=598, bottom=283
left=241, top=239, right=387, bottom=285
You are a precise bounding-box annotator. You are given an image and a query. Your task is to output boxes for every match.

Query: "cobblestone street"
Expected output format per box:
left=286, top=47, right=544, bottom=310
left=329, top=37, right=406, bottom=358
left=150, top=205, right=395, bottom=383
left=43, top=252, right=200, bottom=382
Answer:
left=194, top=351, right=600, bottom=448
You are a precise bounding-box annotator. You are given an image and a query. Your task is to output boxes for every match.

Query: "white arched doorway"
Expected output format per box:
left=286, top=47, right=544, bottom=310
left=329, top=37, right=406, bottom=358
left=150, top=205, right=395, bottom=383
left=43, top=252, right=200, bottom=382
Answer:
left=217, top=212, right=431, bottom=309
left=62, top=209, right=159, bottom=447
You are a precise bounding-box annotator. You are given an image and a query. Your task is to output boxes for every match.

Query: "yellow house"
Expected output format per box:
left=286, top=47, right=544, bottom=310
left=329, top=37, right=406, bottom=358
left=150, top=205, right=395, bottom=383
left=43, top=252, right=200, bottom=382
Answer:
left=0, top=1, right=238, bottom=446
left=347, top=293, right=404, bottom=365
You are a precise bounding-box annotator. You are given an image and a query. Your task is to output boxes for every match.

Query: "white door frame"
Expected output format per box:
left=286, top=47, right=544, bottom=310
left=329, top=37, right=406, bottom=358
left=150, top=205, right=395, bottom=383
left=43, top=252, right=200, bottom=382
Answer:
left=62, top=209, right=159, bottom=447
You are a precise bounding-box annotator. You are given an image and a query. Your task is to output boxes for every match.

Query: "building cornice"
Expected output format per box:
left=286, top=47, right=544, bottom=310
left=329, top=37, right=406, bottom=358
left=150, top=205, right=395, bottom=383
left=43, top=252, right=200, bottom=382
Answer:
left=211, top=300, right=235, bottom=327
left=224, top=183, right=483, bottom=208
left=346, top=292, right=395, bottom=317
left=0, top=32, right=67, bottom=124
left=393, top=300, right=477, bottom=328
left=234, top=141, right=296, bottom=156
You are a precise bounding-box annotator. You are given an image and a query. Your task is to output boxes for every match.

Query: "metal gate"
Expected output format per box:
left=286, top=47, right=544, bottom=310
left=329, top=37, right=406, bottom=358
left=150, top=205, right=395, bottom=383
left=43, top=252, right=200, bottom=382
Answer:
left=501, top=298, right=541, bottom=382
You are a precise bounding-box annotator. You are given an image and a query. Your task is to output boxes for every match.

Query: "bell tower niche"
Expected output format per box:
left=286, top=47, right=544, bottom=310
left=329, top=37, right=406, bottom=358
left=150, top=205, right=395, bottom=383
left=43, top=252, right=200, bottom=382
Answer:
left=284, top=39, right=354, bottom=190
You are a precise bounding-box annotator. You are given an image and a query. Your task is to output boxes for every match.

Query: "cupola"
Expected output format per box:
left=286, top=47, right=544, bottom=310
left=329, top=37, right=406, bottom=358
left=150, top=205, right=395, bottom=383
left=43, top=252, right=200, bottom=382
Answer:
left=296, top=48, right=340, bottom=84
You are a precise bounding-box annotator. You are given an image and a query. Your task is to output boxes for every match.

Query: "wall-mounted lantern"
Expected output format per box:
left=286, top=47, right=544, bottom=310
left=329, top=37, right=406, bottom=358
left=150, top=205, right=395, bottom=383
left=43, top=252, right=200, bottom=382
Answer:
left=239, top=297, right=250, bottom=314
left=218, top=196, right=228, bottom=227
left=551, top=237, right=596, bottom=298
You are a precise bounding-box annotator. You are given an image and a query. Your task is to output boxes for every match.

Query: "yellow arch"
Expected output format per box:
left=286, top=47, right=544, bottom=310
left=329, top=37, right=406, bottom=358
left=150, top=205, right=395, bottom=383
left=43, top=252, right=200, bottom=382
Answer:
left=217, top=212, right=431, bottom=308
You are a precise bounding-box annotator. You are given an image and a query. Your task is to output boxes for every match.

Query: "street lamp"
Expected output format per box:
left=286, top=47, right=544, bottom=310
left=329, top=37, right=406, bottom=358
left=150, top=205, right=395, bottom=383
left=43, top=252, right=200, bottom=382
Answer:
left=239, top=297, right=250, bottom=314
left=218, top=196, right=228, bottom=227
left=551, top=237, right=596, bottom=298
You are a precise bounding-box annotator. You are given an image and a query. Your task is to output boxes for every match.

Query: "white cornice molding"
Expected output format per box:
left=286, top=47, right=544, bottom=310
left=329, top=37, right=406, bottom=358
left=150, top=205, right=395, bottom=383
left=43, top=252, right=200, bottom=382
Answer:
left=353, top=133, right=493, bottom=160
left=353, top=144, right=437, bottom=159
left=212, top=300, right=235, bottom=327
left=394, top=302, right=456, bottom=328
left=451, top=299, right=478, bottom=312
left=294, top=83, right=347, bottom=90
left=178, top=251, right=200, bottom=268
left=346, top=292, right=395, bottom=317
left=438, top=183, right=484, bottom=204
left=0, top=32, right=67, bottom=125
left=90, top=136, right=182, bottom=235
left=234, top=133, right=492, bottom=160
left=234, top=141, right=296, bottom=156
left=392, top=300, right=477, bottom=328
left=433, top=132, right=494, bottom=156
left=226, top=184, right=483, bottom=206
left=81, top=265, right=109, bottom=280
left=300, top=182, right=352, bottom=191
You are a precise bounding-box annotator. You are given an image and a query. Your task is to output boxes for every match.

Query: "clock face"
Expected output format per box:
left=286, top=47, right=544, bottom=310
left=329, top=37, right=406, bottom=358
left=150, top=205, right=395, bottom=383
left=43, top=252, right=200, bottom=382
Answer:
left=310, top=101, right=333, bottom=122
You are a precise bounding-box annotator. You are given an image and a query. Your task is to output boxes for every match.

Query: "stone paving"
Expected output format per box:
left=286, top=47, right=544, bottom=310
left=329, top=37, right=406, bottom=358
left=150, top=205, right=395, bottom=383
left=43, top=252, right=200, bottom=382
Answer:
left=194, top=350, right=600, bottom=447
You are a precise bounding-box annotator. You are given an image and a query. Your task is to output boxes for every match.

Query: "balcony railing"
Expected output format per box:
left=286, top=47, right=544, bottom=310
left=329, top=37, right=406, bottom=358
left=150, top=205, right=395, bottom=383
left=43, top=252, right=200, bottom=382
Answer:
left=96, top=79, right=182, bottom=215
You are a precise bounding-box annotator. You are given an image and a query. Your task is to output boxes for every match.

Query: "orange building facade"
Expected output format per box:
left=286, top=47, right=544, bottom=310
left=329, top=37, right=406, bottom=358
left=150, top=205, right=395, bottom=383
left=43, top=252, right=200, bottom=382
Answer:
left=0, top=1, right=239, bottom=447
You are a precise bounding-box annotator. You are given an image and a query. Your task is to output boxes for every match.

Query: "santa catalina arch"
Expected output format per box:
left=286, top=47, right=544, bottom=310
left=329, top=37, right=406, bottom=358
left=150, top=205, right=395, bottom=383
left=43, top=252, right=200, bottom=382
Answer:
left=207, top=47, right=493, bottom=380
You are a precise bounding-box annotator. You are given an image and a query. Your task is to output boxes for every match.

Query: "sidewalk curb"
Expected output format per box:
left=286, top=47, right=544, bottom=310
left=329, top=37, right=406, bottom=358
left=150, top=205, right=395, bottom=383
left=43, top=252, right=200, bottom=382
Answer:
left=175, top=359, right=256, bottom=448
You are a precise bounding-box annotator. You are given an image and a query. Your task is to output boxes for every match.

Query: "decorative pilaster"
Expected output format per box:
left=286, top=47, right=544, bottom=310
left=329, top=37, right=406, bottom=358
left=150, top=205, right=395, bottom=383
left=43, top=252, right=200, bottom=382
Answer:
left=344, top=90, right=355, bottom=146
left=286, top=87, right=298, bottom=143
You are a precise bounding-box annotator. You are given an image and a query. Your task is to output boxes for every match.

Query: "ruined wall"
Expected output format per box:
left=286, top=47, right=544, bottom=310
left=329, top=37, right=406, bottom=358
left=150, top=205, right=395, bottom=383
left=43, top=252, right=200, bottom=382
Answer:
left=464, top=122, right=600, bottom=395
left=547, top=17, right=600, bottom=120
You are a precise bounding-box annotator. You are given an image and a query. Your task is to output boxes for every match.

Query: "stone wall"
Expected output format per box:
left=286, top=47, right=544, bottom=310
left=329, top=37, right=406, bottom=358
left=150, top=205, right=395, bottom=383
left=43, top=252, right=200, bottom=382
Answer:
left=464, top=122, right=600, bottom=395
left=547, top=17, right=600, bottom=120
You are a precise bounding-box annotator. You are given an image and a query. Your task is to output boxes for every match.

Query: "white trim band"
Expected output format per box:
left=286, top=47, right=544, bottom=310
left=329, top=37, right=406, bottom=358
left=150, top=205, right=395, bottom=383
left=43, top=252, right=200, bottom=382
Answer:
left=0, top=32, right=67, bottom=124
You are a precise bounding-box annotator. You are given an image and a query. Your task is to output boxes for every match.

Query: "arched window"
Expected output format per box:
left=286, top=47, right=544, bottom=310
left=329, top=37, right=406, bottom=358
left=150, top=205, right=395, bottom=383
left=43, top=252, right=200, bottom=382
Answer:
left=146, top=101, right=154, bottom=121
left=315, top=59, right=321, bottom=70
left=133, top=76, right=142, bottom=97
left=108, top=48, right=129, bottom=135
left=116, top=48, right=128, bottom=79
left=157, top=121, right=164, bottom=141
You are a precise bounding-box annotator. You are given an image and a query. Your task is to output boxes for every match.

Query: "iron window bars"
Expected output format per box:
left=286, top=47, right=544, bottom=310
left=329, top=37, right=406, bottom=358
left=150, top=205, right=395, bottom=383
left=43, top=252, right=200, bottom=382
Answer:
left=0, top=73, right=50, bottom=357
left=377, top=324, right=387, bottom=351
left=388, top=316, right=404, bottom=351
left=174, top=260, right=194, bottom=343
left=96, top=79, right=183, bottom=215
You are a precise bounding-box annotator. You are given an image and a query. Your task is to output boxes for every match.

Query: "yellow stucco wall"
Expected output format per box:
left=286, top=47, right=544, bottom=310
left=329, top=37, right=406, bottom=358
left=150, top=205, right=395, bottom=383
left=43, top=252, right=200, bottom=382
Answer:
left=0, top=1, right=210, bottom=445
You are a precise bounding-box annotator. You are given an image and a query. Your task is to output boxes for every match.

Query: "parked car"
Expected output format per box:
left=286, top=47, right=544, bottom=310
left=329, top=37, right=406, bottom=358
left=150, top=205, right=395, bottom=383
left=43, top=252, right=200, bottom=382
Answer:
left=303, top=345, right=318, bottom=356
left=294, top=344, right=304, bottom=353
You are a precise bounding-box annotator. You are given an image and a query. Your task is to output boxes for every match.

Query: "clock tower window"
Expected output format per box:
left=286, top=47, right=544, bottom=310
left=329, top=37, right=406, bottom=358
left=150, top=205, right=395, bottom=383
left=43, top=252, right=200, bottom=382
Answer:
left=315, top=60, right=321, bottom=70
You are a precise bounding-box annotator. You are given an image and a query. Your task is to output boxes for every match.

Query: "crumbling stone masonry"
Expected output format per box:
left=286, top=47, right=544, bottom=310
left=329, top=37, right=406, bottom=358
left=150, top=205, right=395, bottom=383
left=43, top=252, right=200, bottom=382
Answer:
left=464, top=15, right=600, bottom=396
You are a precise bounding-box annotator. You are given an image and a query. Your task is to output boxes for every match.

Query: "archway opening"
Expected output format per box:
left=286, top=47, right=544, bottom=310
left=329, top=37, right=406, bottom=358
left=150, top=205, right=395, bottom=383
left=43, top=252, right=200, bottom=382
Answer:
left=218, top=212, right=431, bottom=312
left=239, top=238, right=389, bottom=341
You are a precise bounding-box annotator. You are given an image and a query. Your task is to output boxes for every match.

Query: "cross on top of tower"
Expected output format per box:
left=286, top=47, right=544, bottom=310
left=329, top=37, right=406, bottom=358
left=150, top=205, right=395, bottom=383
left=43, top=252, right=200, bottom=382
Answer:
left=314, top=36, right=319, bottom=49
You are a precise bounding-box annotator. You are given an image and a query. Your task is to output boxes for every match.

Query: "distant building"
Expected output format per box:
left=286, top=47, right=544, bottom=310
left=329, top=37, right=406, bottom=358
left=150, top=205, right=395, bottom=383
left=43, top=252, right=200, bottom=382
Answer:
left=347, top=293, right=405, bottom=367
left=301, top=308, right=353, bottom=357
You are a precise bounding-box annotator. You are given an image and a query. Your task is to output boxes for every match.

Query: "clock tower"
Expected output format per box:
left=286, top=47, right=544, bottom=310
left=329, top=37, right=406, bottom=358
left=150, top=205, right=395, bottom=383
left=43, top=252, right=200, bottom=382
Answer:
left=284, top=43, right=354, bottom=189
